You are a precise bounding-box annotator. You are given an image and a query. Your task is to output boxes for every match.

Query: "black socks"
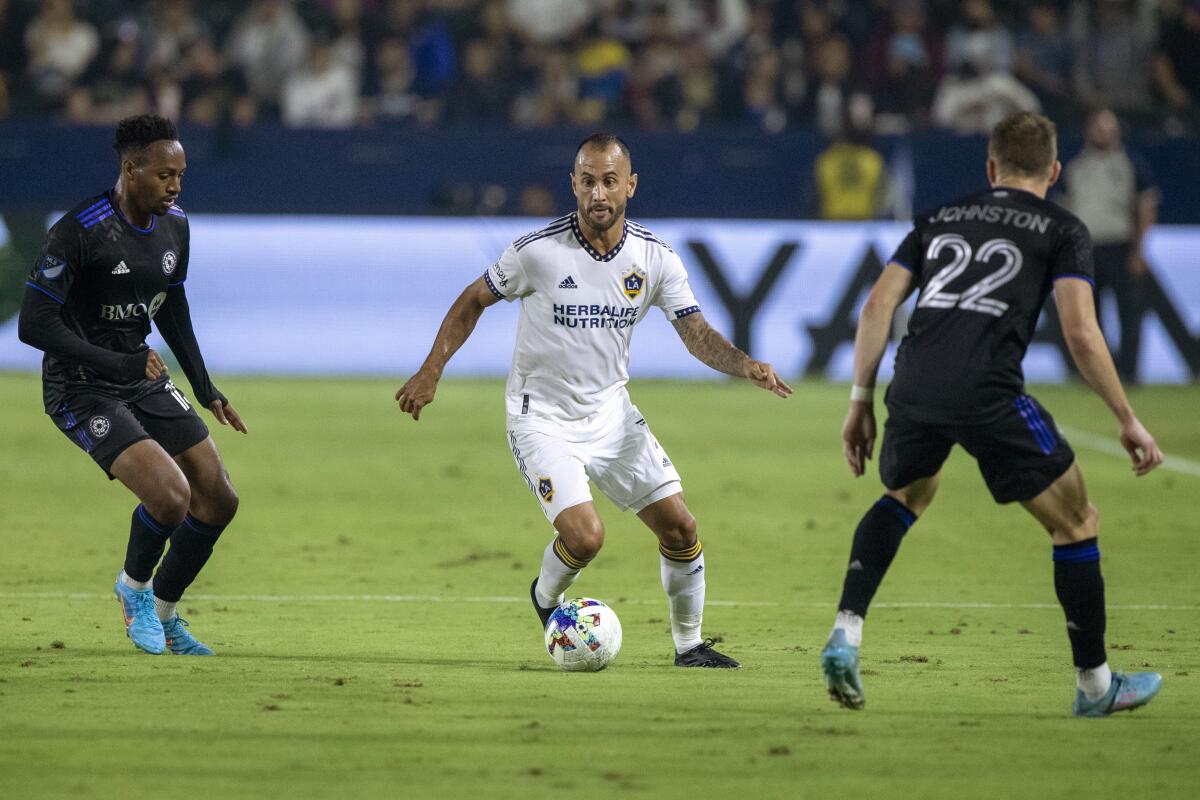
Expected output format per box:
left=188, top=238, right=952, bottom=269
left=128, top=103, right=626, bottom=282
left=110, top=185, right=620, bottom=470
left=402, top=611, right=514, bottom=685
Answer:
left=837, top=496, right=917, bottom=617
left=1053, top=538, right=1107, bottom=669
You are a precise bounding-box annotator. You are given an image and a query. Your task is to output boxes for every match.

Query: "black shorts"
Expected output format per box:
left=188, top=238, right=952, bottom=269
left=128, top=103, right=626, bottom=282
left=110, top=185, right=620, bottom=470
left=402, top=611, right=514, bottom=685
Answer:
left=51, top=379, right=209, bottom=479
left=879, top=394, right=1075, bottom=504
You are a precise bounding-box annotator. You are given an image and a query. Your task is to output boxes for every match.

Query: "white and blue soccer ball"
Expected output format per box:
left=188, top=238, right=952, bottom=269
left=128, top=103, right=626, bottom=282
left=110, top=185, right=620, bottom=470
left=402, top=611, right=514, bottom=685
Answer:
left=544, top=597, right=622, bottom=672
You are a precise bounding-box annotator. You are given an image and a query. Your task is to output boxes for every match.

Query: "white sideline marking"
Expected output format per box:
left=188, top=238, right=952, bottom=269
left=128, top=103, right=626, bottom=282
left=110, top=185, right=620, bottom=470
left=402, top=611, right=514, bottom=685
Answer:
left=1061, top=425, right=1200, bottom=478
left=0, top=592, right=1195, bottom=611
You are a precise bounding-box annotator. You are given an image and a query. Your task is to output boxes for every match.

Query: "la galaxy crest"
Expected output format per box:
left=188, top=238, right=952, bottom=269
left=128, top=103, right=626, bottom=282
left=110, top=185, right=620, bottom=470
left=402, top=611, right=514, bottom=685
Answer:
left=621, top=267, right=647, bottom=301
left=538, top=476, right=554, bottom=503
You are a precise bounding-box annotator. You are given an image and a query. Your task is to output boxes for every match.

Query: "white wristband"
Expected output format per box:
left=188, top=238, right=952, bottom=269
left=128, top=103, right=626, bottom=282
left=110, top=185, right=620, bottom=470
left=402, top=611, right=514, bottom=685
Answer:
left=850, top=384, right=875, bottom=403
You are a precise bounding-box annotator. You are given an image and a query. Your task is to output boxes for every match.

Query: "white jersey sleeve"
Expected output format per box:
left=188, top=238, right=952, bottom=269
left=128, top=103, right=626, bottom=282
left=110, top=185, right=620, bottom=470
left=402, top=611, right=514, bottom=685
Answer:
left=484, top=244, right=534, bottom=301
left=652, top=250, right=701, bottom=321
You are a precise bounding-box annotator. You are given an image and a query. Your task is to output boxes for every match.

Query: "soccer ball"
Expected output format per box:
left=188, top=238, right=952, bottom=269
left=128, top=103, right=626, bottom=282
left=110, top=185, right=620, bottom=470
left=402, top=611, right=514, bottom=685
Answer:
left=544, top=597, right=622, bottom=672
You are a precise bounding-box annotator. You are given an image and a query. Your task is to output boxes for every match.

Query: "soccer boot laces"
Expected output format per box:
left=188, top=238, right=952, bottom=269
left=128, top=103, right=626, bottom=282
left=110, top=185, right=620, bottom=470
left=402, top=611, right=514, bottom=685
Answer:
left=674, top=638, right=741, bottom=668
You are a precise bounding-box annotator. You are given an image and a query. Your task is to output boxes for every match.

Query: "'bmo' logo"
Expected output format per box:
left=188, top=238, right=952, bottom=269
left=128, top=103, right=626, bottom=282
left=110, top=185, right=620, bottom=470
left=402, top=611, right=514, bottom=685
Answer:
left=621, top=268, right=646, bottom=301
left=100, top=291, right=167, bottom=321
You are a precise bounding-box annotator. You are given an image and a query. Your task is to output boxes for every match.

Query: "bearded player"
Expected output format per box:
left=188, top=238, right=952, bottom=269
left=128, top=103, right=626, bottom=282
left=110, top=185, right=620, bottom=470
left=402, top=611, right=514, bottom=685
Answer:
left=397, top=134, right=791, bottom=667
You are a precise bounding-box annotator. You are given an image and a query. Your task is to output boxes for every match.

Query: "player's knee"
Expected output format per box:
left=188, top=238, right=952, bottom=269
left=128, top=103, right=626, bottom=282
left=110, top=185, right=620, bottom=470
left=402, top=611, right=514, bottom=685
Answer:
left=211, top=481, right=239, bottom=527
left=1063, top=503, right=1099, bottom=542
left=656, top=514, right=697, bottom=551
left=148, top=479, right=191, bottom=528
left=563, top=518, right=605, bottom=561
left=887, top=488, right=931, bottom=517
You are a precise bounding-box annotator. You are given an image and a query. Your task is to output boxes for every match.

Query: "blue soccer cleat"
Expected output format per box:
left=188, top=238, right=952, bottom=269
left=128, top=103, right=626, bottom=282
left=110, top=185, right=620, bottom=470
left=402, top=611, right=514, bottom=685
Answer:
left=113, top=575, right=165, bottom=655
left=1072, top=671, right=1162, bottom=717
left=821, top=628, right=865, bottom=709
left=162, top=615, right=214, bottom=656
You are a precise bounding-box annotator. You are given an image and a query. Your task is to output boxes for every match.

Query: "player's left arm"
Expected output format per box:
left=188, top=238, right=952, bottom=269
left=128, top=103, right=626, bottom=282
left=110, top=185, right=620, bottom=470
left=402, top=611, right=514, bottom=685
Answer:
left=670, top=312, right=791, bottom=397
left=842, top=262, right=914, bottom=477
left=155, top=282, right=247, bottom=434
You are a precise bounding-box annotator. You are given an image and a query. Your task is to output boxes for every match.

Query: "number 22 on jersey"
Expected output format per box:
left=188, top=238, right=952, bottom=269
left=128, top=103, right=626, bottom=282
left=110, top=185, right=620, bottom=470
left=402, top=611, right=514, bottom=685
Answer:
left=917, top=234, right=1024, bottom=318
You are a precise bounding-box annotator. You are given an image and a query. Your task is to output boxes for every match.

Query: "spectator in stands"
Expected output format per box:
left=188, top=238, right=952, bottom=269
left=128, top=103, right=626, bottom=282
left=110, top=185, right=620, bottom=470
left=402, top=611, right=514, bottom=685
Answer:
left=932, top=46, right=1039, bottom=134
left=180, top=39, right=257, bottom=127
left=506, top=0, right=592, bottom=45
left=68, top=28, right=150, bottom=124
left=24, top=0, right=100, bottom=111
left=327, top=0, right=367, bottom=77
left=1071, top=0, right=1157, bottom=116
left=511, top=48, right=578, bottom=127
left=797, top=35, right=871, bottom=138
left=444, top=38, right=513, bottom=122
left=673, top=40, right=719, bottom=131
left=575, top=21, right=634, bottom=124
left=865, top=1, right=941, bottom=133
left=367, top=37, right=422, bottom=123
left=226, top=0, right=310, bottom=115
left=1154, top=0, right=1200, bottom=119
left=142, top=0, right=209, bottom=77
left=0, top=0, right=33, bottom=117
left=282, top=34, right=360, bottom=128
left=1015, top=2, right=1073, bottom=118
left=814, top=104, right=888, bottom=221
left=1062, top=108, right=1160, bottom=383
left=945, top=0, right=1013, bottom=74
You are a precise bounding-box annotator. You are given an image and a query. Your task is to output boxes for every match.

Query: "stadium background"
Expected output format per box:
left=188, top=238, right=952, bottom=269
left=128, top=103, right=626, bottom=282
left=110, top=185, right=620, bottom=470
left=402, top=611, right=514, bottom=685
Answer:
left=2, top=2, right=1199, bottom=799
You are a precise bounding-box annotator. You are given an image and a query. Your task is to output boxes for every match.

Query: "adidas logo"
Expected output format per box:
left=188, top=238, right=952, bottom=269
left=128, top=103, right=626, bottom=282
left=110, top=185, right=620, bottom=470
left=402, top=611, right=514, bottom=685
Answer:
left=662, top=457, right=672, bottom=468
left=558, top=275, right=577, bottom=289
left=1066, top=620, right=1081, bottom=631
left=687, top=564, right=704, bottom=576
left=848, top=560, right=864, bottom=571
left=111, top=261, right=130, bottom=275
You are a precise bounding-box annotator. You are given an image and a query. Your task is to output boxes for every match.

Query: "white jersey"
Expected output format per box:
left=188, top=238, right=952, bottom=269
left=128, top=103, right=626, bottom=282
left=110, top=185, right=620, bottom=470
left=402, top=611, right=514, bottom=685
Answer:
left=484, top=213, right=700, bottom=424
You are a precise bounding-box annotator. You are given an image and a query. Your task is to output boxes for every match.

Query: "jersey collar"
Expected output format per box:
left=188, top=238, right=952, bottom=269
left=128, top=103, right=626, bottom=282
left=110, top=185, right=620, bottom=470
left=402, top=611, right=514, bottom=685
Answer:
left=571, top=212, right=628, bottom=262
left=109, top=189, right=156, bottom=234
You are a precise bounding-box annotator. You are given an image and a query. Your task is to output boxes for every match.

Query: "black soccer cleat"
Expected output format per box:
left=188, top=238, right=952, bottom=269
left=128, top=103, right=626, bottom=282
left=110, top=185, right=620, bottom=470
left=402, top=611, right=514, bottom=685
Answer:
left=674, top=639, right=741, bottom=669
left=530, top=578, right=554, bottom=628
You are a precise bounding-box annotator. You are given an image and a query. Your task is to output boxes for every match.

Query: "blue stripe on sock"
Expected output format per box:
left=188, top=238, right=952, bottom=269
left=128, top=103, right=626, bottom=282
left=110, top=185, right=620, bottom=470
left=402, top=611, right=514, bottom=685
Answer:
left=136, top=504, right=167, bottom=535
left=877, top=496, right=917, bottom=529
left=1053, top=542, right=1100, bottom=562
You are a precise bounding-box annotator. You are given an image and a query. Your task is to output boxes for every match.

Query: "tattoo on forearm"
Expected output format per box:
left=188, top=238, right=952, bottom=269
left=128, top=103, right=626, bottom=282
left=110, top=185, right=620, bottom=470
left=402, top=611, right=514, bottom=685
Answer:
left=672, top=313, right=749, bottom=377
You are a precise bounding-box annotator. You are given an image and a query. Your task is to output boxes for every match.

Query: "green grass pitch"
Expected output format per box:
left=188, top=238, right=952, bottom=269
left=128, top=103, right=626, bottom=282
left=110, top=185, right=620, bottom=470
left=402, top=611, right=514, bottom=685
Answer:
left=1, top=373, right=1197, bottom=799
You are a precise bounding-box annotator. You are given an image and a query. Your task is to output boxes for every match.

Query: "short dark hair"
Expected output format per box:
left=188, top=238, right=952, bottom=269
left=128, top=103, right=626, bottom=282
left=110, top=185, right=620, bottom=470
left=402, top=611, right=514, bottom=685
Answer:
left=576, top=133, right=632, bottom=169
left=113, top=114, right=178, bottom=161
left=988, top=111, right=1057, bottom=178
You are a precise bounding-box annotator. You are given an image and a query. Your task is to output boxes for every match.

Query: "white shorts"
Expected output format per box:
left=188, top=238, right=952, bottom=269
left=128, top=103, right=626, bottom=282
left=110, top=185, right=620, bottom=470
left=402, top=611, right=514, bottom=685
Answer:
left=506, top=399, right=682, bottom=525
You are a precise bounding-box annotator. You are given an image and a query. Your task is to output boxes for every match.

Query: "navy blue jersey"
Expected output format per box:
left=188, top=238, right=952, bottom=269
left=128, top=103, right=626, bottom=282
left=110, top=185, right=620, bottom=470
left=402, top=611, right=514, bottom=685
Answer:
left=886, top=187, right=1094, bottom=424
left=25, top=191, right=191, bottom=411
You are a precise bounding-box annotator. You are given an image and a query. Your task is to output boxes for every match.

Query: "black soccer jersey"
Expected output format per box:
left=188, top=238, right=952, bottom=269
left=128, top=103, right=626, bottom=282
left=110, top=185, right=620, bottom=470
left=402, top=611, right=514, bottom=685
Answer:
left=885, top=186, right=1094, bottom=424
left=21, top=190, right=221, bottom=413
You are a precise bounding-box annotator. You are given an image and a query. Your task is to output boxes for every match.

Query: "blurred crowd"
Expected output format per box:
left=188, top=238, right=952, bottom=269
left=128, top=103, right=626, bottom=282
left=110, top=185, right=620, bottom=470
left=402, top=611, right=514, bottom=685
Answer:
left=1, top=0, right=1199, bottom=136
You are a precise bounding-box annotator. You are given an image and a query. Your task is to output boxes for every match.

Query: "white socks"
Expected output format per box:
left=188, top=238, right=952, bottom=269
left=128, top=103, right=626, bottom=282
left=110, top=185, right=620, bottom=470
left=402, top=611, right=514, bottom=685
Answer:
left=119, top=570, right=150, bottom=591
left=831, top=610, right=864, bottom=647
left=535, top=536, right=587, bottom=609
left=1077, top=662, right=1113, bottom=701
left=660, top=545, right=705, bottom=653
left=154, top=597, right=177, bottom=623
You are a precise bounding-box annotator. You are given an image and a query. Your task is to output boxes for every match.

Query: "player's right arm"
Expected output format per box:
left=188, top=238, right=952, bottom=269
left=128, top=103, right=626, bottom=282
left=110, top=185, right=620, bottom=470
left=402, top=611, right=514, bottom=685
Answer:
left=395, top=276, right=501, bottom=420
left=1054, top=278, right=1162, bottom=476
left=18, top=226, right=163, bottom=382
left=842, top=261, right=914, bottom=476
